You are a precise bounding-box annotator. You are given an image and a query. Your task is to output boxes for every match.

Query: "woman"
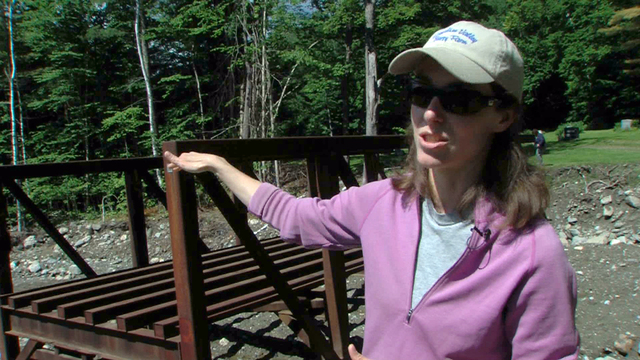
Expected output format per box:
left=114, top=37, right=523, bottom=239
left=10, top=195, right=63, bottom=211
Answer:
left=165, top=21, right=579, bottom=360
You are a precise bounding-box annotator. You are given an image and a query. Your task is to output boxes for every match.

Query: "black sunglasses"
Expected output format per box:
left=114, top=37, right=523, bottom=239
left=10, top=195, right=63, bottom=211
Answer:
left=409, top=83, right=502, bottom=116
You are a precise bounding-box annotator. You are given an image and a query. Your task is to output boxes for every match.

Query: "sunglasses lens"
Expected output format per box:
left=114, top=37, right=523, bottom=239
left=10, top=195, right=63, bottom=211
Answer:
left=410, top=86, right=495, bottom=115
left=408, top=87, right=431, bottom=108
left=442, top=91, right=485, bottom=115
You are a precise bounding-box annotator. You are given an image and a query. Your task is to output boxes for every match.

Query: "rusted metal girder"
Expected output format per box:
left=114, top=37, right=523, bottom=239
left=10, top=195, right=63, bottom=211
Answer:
left=311, top=155, right=351, bottom=359
left=125, top=170, right=149, bottom=268
left=5, top=310, right=180, bottom=360
left=163, top=141, right=211, bottom=360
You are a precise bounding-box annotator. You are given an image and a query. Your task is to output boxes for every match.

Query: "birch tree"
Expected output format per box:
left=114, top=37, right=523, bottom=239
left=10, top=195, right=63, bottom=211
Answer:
left=134, top=0, right=158, bottom=158
left=4, top=0, right=24, bottom=231
left=134, top=0, right=161, bottom=186
left=364, top=0, right=380, bottom=136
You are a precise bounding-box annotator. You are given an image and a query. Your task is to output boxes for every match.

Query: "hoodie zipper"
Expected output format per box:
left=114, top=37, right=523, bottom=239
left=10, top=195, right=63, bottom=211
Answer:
left=405, top=226, right=489, bottom=324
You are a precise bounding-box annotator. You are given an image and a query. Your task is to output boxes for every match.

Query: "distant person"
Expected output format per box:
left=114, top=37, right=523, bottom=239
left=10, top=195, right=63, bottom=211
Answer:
left=534, top=129, right=546, bottom=165
left=165, top=21, right=578, bottom=360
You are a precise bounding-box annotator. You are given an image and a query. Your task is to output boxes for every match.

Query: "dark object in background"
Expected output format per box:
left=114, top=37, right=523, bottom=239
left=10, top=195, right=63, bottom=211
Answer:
left=564, top=127, right=580, bottom=140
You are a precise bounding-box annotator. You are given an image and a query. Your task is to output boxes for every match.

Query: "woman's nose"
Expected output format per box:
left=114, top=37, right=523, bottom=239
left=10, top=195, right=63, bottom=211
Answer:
left=424, top=97, right=445, bottom=124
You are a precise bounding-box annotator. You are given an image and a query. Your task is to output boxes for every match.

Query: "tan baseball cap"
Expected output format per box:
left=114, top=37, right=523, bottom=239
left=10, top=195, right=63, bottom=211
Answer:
left=388, top=21, right=524, bottom=101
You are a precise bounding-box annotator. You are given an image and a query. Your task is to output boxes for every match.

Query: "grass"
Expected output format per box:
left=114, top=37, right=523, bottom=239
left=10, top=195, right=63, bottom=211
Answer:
left=524, top=129, right=640, bottom=167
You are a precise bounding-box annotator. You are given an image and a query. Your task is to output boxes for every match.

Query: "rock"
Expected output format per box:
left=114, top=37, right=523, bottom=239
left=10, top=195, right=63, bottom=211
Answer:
left=68, top=265, right=82, bottom=276
left=23, top=235, right=37, bottom=249
left=601, top=195, right=613, bottom=205
left=10, top=261, right=18, bottom=270
left=74, top=236, right=91, bottom=248
left=150, top=257, right=163, bottom=264
left=625, top=196, right=640, bottom=209
left=610, top=236, right=627, bottom=246
left=603, top=206, right=614, bottom=219
left=91, top=223, right=102, bottom=232
left=613, top=333, right=637, bottom=355
left=58, top=227, right=69, bottom=235
left=120, top=234, right=128, bottom=242
left=154, top=232, right=162, bottom=239
left=28, top=261, right=42, bottom=273
left=586, top=234, right=609, bottom=245
left=567, top=216, right=578, bottom=224
left=611, top=210, right=625, bottom=222
left=569, top=229, right=581, bottom=237
left=572, top=236, right=588, bottom=245
left=558, top=232, right=570, bottom=247
left=219, top=338, right=230, bottom=346
left=594, top=356, right=616, bottom=360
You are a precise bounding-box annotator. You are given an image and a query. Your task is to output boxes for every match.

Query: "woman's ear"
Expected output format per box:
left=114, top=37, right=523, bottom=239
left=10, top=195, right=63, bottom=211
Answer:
left=494, top=108, right=516, bottom=133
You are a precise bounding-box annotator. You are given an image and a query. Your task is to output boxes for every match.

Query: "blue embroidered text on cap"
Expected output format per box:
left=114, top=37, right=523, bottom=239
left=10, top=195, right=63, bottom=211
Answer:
left=431, top=27, right=479, bottom=45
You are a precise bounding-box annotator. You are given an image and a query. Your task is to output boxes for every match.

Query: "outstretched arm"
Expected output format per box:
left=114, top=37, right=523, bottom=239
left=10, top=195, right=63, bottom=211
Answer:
left=163, top=151, right=261, bottom=206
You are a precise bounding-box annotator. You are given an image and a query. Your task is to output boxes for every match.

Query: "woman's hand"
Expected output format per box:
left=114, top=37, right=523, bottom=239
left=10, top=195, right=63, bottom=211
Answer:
left=164, top=151, right=227, bottom=174
left=163, top=150, right=261, bottom=206
left=348, top=344, right=370, bottom=360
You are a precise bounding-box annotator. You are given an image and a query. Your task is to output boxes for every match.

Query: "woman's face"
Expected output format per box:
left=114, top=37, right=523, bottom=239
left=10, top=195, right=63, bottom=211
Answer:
left=411, top=58, right=514, bottom=175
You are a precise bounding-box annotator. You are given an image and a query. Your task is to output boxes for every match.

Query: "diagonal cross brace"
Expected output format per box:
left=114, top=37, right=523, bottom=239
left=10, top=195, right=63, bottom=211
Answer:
left=0, top=178, right=96, bottom=278
left=196, top=172, right=342, bottom=360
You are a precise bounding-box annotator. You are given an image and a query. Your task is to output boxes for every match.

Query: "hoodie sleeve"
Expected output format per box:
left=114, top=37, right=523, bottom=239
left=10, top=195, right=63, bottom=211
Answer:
left=505, top=224, right=580, bottom=359
left=248, top=181, right=391, bottom=250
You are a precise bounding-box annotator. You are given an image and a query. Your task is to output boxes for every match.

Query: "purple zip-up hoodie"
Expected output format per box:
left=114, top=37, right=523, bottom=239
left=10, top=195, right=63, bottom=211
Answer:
left=248, top=179, right=579, bottom=360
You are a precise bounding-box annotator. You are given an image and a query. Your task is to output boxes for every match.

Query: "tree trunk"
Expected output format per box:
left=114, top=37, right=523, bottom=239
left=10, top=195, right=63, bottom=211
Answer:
left=364, top=0, right=380, bottom=183
left=135, top=0, right=161, bottom=184
left=192, top=51, right=205, bottom=139
left=6, top=0, right=23, bottom=232
left=341, top=23, right=353, bottom=136
left=241, top=62, right=252, bottom=140
left=364, top=0, right=379, bottom=136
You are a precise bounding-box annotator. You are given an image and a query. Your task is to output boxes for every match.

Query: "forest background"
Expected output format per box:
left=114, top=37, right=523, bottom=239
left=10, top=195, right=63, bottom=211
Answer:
left=0, top=0, right=639, bottom=228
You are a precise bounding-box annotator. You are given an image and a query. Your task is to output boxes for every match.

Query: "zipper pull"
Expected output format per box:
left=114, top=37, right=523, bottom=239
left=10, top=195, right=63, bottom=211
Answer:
left=406, top=309, right=414, bottom=323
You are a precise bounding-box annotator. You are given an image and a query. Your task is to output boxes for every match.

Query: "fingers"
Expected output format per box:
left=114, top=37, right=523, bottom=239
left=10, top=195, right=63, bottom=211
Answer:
left=163, top=151, right=182, bottom=173
left=348, top=344, right=367, bottom=360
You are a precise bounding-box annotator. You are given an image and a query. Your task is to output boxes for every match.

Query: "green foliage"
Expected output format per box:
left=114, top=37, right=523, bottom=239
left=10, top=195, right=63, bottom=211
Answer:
left=502, top=0, right=616, bottom=127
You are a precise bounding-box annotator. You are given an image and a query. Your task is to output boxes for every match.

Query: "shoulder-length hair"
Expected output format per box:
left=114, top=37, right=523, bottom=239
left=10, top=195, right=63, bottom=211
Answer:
left=391, top=83, right=549, bottom=230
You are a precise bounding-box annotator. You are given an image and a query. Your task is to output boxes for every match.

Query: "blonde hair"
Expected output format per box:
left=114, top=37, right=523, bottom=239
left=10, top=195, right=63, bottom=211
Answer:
left=392, top=84, right=549, bottom=230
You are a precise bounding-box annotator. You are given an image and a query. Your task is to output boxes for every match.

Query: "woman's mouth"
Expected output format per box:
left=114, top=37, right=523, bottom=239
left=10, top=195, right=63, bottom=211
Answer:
left=419, top=133, right=448, bottom=149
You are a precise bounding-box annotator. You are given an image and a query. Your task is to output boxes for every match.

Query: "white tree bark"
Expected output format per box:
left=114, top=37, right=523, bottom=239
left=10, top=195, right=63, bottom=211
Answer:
left=192, top=52, right=205, bottom=138
left=135, top=0, right=158, bottom=157
left=364, top=0, right=379, bottom=136
left=135, top=0, right=161, bottom=185
left=6, top=0, right=24, bottom=231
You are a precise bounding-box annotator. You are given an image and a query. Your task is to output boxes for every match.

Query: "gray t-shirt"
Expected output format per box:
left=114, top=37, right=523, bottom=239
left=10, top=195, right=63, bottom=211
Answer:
left=411, top=198, right=473, bottom=309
